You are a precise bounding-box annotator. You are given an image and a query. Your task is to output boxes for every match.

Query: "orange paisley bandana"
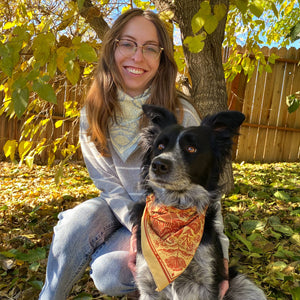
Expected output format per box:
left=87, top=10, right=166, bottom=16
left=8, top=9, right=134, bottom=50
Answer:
left=141, top=194, right=207, bottom=291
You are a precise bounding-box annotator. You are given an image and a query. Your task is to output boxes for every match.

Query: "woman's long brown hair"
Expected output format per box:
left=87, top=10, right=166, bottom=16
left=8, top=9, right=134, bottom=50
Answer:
left=85, top=8, right=181, bottom=155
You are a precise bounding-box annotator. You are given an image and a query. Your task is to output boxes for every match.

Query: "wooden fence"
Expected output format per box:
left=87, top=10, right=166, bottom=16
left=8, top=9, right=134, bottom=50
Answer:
left=0, top=79, right=88, bottom=162
left=1, top=46, right=300, bottom=163
left=226, top=46, right=300, bottom=162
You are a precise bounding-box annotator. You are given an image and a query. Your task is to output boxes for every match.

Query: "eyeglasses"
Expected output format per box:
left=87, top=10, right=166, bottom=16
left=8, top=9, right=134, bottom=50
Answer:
left=115, top=39, right=163, bottom=60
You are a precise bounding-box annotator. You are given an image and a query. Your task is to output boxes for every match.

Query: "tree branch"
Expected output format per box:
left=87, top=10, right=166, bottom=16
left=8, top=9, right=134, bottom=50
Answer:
left=75, top=0, right=110, bottom=40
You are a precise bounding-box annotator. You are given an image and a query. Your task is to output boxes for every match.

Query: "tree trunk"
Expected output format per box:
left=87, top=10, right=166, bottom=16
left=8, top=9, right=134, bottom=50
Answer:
left=173, top=0, right=234, bottom=193
left=174, top=0, right=229, bottom=116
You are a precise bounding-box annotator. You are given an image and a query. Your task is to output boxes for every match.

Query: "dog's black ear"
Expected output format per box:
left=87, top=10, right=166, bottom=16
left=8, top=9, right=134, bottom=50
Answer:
left=201, top=111, right=245, bottom=190
left=202, top=111, right=245, bottom=136
left=142, top=104, right=178, bottom=129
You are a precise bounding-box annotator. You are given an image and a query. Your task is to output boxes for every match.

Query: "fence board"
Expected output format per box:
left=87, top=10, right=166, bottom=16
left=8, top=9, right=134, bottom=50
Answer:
left=234, top=46, right=300, bottom=162
left=279, top=48, right=296, bottom=160
left=264, top=48, right=285, bottom=161
left=288, top=47, right=300, bottom=160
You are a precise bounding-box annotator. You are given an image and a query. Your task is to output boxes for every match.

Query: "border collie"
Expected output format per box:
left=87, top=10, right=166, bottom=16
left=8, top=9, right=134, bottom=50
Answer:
left=130, top=104, right=266, bottom=300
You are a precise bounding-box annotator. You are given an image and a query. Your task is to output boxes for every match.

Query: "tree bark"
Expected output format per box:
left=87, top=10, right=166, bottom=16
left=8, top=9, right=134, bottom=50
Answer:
left=174, top=0, right=229, bottom=116
left=173, top=0, right=234, bottom=193
left=75, top=0, right=110, bottom=40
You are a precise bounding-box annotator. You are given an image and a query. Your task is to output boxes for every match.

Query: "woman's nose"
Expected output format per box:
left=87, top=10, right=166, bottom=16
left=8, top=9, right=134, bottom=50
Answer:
left=132, top=46, right=144, bottom=61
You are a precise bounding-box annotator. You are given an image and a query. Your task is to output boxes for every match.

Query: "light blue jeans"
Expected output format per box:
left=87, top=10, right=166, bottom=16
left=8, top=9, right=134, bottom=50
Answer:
left=39, top=197, right=136, bottom=300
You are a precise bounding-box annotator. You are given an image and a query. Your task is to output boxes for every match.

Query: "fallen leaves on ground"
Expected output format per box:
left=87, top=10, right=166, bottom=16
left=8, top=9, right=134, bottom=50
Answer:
left=225, top=162, right=300, bottom=300
left=0, top=161, right=299, bottom=299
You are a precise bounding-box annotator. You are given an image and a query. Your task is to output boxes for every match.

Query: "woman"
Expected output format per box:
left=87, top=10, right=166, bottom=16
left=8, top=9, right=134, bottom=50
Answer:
left=39, top=8, right=229, bottom=300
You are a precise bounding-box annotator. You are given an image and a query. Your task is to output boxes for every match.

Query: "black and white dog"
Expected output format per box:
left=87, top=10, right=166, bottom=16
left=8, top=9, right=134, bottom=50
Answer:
left=130, top=104, right=266, bottom=300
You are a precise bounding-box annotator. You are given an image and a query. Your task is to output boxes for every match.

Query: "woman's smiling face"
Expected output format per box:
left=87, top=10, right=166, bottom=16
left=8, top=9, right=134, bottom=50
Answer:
left=114, top=16, right=161, bottom=97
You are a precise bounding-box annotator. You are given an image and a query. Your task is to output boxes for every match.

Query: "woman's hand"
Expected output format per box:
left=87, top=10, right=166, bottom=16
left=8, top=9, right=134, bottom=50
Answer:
left=128, top=225, right=138, bottom=278
left=219, top=258, right=229, bottom=299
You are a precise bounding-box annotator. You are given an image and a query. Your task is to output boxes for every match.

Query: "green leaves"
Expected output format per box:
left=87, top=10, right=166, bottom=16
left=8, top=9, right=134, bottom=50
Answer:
left=286, top=92, right=300, bottom=113
left=74, top=293, right=93, bottom=300
left=191, top=1, right=211, bottom=34
left=291, top=287, right=300, bottom=300
left=32, top=32, right=56, bottom=66
left=234, top=0, right=266, bottom=18
left=269, top=216, right=294, bottom=237
left=224, top=47, right=278, bottom=83
left=56, top=41, right=97, bottom=85
left=287, top=22, right=300, bottom=42
left=8, top=72, right=57, bottom=119
left=77, top=0, right=85, bottom=10
left=174, top=45, right=186, bottom=73
left=241, top=219, right=265, bottom=234
left=249, top=0, right=264, bottom=18
left=204, top=15, right=219, bottom=34
left=12, top=77, right=30, bottom=118
left=0, top=1, right=100, bottom=123
left=3, top=140, right=18, bottom=161
left=224, top=0, right=299, bottom=85
left=274, top=190, right=291, bottom=201
left=0, top=25, right=29, bottom=77
left=191, top=13, right=205, bottom=34
left=225, top=162, right=300, bottom=298
left=0, top=43, right=20, bottom=77
left=235, top=0, right=248, bottom=14
left=77, top=43, right=98, bottom=63
left=18, top=141, right=33, bottom=166
left=185, top=1, right=227, bottom=53
left=4, top=247, right=46, bottom=263
left=184, top=33, right=206, bottom=53
left=191, top=1, right=227, bottom=34
left=32, top=78, right=57, bottom=104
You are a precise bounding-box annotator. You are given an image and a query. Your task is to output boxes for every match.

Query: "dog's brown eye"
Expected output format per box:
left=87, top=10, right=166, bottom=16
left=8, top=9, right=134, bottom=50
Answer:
left=186, top=146, right=197, bottom=153
left=158, top=144, right=165, bottom=151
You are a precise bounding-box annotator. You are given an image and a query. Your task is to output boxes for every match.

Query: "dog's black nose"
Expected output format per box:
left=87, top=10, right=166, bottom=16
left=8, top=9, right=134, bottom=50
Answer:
left=151, top=158, right=171, bottom=175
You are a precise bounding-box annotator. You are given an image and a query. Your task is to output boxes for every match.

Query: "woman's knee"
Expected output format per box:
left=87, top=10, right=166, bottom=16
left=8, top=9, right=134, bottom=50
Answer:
left=52, top=198, right=120, bottom=250
left=90, top=251, right=135, bottom=296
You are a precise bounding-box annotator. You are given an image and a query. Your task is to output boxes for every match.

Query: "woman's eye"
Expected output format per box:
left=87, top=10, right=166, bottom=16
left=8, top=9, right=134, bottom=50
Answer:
left=186, top=146, right=197, bottom=153
left=157, top=144, right=165, bottom=151
left=144, top=45, right=159, bottom=53
left=121, top=41, right=133, bottom=48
